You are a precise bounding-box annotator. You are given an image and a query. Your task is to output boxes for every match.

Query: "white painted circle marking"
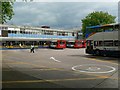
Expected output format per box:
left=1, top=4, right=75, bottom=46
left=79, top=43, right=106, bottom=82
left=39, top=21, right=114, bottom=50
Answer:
left=72, top=64, right=116, bottom=73
left=86, top=67, right=101, bottom=71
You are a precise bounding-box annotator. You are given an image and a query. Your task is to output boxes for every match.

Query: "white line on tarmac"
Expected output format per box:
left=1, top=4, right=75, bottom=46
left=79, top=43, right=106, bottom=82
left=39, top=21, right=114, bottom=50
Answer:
left=50, top=57, right=61, bottom=62
left=72, top=64, right=116, bottom=73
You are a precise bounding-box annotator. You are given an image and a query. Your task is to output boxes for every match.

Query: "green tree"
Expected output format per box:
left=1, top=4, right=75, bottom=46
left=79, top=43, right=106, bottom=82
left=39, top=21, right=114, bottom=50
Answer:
left=81, top=11, right=116, bottom=38
left=0, top=1, right=14, bottom=24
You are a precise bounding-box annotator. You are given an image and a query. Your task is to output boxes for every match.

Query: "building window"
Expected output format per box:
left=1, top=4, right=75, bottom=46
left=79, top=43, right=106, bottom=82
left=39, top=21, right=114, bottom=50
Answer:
left=8, top=30, right=11, bottom=33
left=20, top=31, right=23, bottom=33
left=72, top=32, right=74, bottom=36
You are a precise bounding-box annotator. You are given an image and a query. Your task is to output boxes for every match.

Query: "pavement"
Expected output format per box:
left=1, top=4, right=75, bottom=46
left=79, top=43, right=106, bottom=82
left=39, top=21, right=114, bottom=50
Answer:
left=1, top=48, right=119, bottom=89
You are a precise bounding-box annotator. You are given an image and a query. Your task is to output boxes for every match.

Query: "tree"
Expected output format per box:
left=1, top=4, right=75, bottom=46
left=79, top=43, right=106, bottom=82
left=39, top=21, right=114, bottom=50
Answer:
left=0, top=0, right=34, bottom=24
left=0, top=1, right=15, bottom=24
left=81, top=11, right=116, bottom=38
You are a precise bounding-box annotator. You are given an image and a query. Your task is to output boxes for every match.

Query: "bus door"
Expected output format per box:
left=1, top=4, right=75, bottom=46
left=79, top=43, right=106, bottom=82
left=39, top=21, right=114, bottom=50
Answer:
left=81, top=40, right=86, bottom=48
left=86, top=40, right=93, bottom=50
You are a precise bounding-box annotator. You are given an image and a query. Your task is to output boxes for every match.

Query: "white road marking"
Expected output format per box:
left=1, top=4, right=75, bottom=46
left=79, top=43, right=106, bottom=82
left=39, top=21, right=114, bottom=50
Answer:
left=50, top=57, right=61, bottom=62
left=86, top=67, right=101, bottom=71
left=72, top=64, right=116, bottom=73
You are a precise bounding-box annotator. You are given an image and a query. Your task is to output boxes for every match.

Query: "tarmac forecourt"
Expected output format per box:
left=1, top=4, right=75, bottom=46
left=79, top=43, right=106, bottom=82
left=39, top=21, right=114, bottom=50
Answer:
left=2, top=49, right=118, bottom=88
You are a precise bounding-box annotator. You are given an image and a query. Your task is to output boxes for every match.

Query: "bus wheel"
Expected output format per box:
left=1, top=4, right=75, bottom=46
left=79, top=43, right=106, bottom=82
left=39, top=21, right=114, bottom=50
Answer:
left=95, top=50, right=100, bottom=56
left=103, top=52, right=107, bottom=57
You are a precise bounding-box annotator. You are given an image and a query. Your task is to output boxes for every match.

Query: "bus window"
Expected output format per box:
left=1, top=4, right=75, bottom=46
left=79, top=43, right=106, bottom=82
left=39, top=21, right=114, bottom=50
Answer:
left=114, top=40, right=119, bottom=46
left=59, top=41, right=65, bottom=45
left=51, top=42, right=57, bottom=45
left=99, top=41, right=103, bottom=46
left=70, top=42, right=75, bottom=45
left=86, top=40, right=90, bottom=46
left=67, top=42, right=74, bottom=45
left=82, top=41, right=85, bottom=45
left=87, top=40, right=93, bottom=46
left=104, top=40, right=113, bottom=46
left=94, top=41, right=99, bottom=46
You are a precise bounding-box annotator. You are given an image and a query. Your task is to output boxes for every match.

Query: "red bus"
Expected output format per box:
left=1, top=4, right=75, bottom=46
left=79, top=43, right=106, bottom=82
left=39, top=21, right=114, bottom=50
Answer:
left=66, top=40, right=75, bottom=48
left=66, top=40, right=86, bottom=48
left=49, top=40, right=66, bottom=49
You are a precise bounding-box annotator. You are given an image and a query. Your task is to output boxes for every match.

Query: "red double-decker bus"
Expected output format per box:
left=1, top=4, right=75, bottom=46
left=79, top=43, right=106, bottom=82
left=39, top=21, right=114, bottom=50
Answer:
left=49, top=40, right=66, bottom=49
left=67, top=40, right=86, bottom=48
left=74, top=40, right=86, bottom=48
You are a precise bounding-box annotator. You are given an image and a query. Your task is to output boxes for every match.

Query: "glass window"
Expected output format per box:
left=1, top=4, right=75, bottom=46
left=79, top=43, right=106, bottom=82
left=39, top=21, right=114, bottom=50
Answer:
left=72, top=32, right=74, bottom=36
left=62, top=32, right=65, bottom=36
left=67, top=42, right=75, bottom=45
left=99, top=41, right=103, bottom=46
left=59, top=41, right=65, bottom=45
left=51, top=42, right=57, bottom=45
left=94, top=41, right=99, bottom=46
left=8, top=30, right=11, bottom=33
left=114, top=40, right=119, bottom=46
left=20, top=31, right=23, bottom=33
left=114, top=24, right=119, bottom=31
left=23, top=31, right=25, bottom=34
left=104, top=40, right=113, bottom=46
left=86, top=40, right=90, bottom=46
left=14, top=31, right=17, bottom=34
left=5, top=27, right=8, bottom=30
left=12, top=31, right=14, bottom=33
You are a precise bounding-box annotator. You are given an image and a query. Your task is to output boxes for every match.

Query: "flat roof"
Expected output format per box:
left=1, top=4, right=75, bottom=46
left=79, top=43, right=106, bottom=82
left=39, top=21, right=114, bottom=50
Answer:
left=86, top=23, right=119, bottom=29
left=0, top=24, right=79, bottom=32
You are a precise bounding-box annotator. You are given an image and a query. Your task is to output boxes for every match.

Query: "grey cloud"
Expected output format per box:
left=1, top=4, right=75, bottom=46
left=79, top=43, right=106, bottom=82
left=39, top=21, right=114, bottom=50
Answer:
left=7, top=2, right=118, bottom=29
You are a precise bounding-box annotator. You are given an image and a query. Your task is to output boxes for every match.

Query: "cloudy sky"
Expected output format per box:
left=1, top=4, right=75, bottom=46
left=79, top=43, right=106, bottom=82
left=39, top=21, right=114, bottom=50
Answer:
left=7, top=1, right=118, bottom=30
